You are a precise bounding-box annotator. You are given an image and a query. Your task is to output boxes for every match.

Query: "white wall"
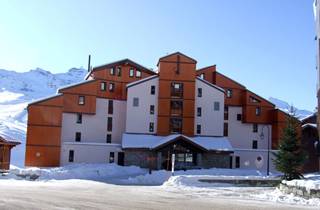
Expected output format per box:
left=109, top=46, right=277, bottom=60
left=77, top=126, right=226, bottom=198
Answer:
left=61, top=98, right=126, bottom=144
left=126, top=77, right=158, bottom=134
left=194, top=79, right=224, bottom=136
left=232, top=149, right=277, bottom=172
left=227, top=106, right=271, bottom=150
left=60, top=142, right=122, bottom=165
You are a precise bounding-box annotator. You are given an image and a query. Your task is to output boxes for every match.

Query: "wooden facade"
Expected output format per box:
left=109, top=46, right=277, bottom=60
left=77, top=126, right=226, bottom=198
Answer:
left=0, top=136, right=20, bottom=170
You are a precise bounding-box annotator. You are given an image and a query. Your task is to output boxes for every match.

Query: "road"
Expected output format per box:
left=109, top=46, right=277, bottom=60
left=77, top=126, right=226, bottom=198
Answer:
left=0, top=179, right=318, bottom=210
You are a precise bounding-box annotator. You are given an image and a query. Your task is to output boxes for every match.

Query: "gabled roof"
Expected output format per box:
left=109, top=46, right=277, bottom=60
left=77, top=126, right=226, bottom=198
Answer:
left=196, top=77, right=225, bottom=93
left=28, top=93, right=63, bottom=107
left=126, top=75, right=159, bottom=88
left=157, top=52, right=197, bottom=66
left=0, top=136, right=20, bottom=146
left=85, top=58, right=156, bottom=80
left=122, top=133, right=234, bottom=152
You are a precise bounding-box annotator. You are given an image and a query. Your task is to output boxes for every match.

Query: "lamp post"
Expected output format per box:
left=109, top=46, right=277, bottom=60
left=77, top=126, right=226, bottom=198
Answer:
left=260, top=125, right=271, bottom=176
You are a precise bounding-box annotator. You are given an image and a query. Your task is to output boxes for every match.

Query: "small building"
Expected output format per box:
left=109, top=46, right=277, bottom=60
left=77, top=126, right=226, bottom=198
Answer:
left=301, top=113, right=320, bottom=173
left=0, top=136, right=20, bottom=170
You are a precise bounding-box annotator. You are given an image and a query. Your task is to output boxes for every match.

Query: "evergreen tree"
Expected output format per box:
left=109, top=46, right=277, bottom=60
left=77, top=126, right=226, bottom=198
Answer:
left=273, top=108, right=306, bottom=180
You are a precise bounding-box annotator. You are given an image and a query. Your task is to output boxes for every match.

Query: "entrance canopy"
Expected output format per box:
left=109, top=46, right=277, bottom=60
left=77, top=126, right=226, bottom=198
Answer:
left=122, top=133, right=233, bottom=152
left=0, top=136, right=20, bottom=147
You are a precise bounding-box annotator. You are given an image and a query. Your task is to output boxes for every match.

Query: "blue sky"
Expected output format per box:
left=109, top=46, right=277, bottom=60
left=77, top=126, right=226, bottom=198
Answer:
left=0, top=0, right=316, bottom=111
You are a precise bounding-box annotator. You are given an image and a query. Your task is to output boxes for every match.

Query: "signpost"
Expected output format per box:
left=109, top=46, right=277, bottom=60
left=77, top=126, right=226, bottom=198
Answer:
left=171, top=153, right=175, bottom=176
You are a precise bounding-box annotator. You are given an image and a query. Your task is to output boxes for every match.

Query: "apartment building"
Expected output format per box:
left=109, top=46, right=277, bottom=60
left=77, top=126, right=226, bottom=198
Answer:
left=25, top=52, right=289, bottom=171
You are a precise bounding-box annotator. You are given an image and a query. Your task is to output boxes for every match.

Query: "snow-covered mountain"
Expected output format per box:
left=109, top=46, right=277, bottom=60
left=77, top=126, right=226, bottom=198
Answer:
left=0, top=67, right=87, bottom=166
left=268, top=97, right=314, bottom=120
left=0, top=67, right=314, bottom=167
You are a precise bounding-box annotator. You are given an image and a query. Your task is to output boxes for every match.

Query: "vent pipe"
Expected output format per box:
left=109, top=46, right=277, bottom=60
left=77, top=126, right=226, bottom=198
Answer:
left=88, top=55, right=91, bottom=72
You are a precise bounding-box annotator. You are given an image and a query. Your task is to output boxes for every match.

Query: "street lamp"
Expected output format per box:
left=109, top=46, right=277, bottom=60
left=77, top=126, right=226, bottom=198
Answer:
left=260, top=125, right=271, bottom=176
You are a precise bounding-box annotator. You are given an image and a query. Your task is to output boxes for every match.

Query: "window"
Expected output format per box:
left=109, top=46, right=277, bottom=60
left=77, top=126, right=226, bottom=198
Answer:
left=197, top=107, right=202, bottom=117
left=235, top=156, right=240, bottom=168
left=237, top=114, right=242, bottom=121
left=256, top=107, right=261, bottom=116
left=214, top=102, right=220, bottom=111
left=149, top=122, right=154, bottom=132
left=108, top=100, right=113, bottom=115
left=252, top=140, right=258, bottom=149
left=223, top=123, right=228, bottom=136
left=224, top=106, right=229, bottom=120
left=109, top=83, right=115, bottom=92
left=69, top=150, right=74, bottom=162
left=171, top=100, right=183, bottom=116
left=171, top=83, right=183, bottom=97
left=129, top=68, right=134, bottom=77
left=75, top=132, right=81, bottom=142
left=136, top=70, right=141, bottom=77
left=196, top=124, right=201, bottom=134
left=150, top=105, right=155, bottom=115
left=253, top=124, right=258, bottom=133
left=250, top=96, right=260, bottom=103
left=200, top=73, right=205, bottom=79
left=117, top=67, right=121, bottom=76
left=197, top=88, right=202, bottom=97
left=107, top=117, right=113, bottom=132
left=76, top=113, right=82, bottom=124
left=150, top=85, right=155, bottom=95
left=109, top=152, right=115, bottom=163
left=226, top=89, right=232, bottom=98
left=100, top=82, right=107, bottom=91
left=110, top=67, right=115, bottom=75
left=106, top=134, right=112, bottom=144
left=133, top=97, right=139, bottom=107
left=170, top=118, right=182, bottom=133
left=78, top=96, right=85, bottom=105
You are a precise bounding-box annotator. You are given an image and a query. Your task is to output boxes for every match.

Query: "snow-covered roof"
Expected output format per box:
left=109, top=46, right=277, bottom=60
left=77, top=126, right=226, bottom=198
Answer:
left=302, top=123, right=317, bottom=129
left=57, top=79, right=95, bottom=92
left=126, top=75, right=159, bottom=88
left=122, top=133, right=233, bottom=152
left=28, top=93, right=63, bottom=106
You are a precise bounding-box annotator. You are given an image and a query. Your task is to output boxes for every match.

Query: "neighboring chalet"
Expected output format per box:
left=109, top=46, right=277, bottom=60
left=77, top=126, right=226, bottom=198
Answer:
left=25, top=52, right=292, bottom=172
left=301, top=113, right=320, bottom=173
left=0, top=135, right=20, bottom=170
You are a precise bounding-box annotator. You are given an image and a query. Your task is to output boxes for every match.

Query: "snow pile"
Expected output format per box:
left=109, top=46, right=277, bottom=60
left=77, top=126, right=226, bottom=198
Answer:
left=8, top=163, right=147, bottom=182
left=282, top=173, right=320, bottom=192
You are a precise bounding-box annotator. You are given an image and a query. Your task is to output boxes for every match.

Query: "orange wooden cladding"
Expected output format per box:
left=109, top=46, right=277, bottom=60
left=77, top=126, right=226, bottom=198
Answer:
left=157, top=53, right=196, bottom=136
left=26, top=126, right=61, bottom=146
left=28, top=106, right=62, bottom=126
left=25, top=145, right=60, bottom=167
left=26, top=61, right=156, bottom=167
left=63, top=93, right=96, bottom=114
left=196, top=65, right=216, bottom=83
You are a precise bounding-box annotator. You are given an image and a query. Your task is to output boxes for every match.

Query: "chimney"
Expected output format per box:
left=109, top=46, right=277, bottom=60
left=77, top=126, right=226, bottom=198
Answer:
left=88, top=55, right=91, bottom=72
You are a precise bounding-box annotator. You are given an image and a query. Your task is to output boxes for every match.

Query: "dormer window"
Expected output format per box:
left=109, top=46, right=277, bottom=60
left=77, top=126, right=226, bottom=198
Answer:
left=226, top=89, right=232, bottom=98
left=136, top=70, right=141, bottom=78
left=117, top=67, right=121, bottom=76
left=129, top=68, right=134, bottom=77
left=110, top=67, right=115, bottom=75
left=250, top=96, right=260, bottom=103
left=200, top=73, right=205, bottom=79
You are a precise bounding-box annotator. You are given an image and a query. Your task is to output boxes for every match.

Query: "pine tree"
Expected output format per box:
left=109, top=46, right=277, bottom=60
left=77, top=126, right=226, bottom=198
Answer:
left=273, top=108, right=306, bottom=181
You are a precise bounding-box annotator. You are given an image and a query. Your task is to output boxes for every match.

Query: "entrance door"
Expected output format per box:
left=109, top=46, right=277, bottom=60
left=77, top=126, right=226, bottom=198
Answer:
left=117, top=152, right=125, bottom=166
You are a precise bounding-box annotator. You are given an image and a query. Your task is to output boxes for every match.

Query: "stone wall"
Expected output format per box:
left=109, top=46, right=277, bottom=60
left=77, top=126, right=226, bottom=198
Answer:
left=124, top=149, right=157, bottom=169
left=201, top=153, right=230, bottom=169
left=279, top=183, right=320, bottom=199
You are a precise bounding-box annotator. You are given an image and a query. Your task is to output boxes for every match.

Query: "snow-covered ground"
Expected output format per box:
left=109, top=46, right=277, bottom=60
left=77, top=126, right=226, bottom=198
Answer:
left=1, top=164, right=319, bottom=207
left=282, top=173, right=320, bottom=191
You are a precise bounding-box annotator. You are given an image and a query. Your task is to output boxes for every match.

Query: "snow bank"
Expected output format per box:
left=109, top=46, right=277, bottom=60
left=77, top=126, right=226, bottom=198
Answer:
left=282, top=173, right=320, bottom=192
left=8, top=163, right=147, bottom=182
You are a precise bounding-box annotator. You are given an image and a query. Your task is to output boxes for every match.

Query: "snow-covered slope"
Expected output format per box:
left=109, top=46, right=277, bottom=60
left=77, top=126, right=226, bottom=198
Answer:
left=268, top=97, right=314, bottom=120
left=0, top=67, right=87, bottom=167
